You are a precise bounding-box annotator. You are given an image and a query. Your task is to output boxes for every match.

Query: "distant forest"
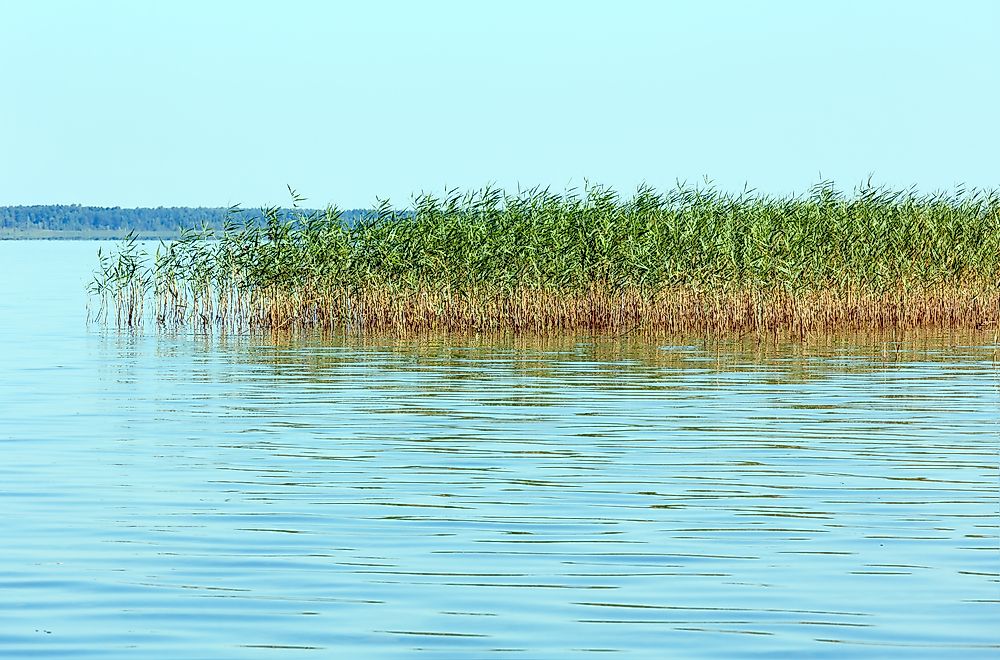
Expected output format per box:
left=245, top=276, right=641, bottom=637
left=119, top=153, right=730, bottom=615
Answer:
left=0, top=205, right=369, bottom=239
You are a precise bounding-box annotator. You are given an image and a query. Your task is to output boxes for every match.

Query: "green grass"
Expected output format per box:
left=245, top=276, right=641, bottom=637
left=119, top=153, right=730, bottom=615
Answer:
left=90, top=182, right=1000, bottom=333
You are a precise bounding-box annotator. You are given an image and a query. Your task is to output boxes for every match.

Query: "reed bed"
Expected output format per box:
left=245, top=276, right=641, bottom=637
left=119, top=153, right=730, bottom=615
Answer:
left=90, top=182, right=1000, bottom=336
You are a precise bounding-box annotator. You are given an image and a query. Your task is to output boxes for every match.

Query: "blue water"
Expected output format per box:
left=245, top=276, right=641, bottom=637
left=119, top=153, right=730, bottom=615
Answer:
left=1, top=241, right=998, bottom=658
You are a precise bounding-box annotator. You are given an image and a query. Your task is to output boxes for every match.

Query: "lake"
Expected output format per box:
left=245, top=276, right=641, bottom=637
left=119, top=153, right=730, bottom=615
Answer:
left=1, top=241, right=997, bottom=658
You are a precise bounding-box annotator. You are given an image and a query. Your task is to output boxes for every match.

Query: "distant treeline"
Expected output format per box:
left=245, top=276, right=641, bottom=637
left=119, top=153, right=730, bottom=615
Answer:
left=0, top=205, right=369, bottom=238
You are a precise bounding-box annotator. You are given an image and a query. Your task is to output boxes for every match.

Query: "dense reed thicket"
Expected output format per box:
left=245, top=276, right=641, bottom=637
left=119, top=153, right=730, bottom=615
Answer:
left=90, top=182, right=1000, bottom=334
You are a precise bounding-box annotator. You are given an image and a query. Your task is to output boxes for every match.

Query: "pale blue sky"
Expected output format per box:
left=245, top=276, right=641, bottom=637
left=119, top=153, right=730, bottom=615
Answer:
left=2, top=1, right=997, bottom=208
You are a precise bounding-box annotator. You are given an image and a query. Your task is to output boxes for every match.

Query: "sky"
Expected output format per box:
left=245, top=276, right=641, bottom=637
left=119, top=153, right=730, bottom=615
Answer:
left=1, top=0, right=998, bottom=208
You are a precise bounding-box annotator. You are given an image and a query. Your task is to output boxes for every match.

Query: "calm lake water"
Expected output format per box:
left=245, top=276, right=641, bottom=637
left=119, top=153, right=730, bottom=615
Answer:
left=1, top=241, right=998, bottom=659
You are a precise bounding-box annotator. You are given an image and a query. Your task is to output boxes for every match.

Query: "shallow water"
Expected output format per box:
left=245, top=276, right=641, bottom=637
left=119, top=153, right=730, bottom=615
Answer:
left=1, top=241, right=998, bottom=658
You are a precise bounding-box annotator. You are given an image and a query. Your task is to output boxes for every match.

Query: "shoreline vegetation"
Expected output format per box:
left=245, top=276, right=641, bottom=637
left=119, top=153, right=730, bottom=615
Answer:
left=0, top=205, right=348, bottom=240
left=90, top=182, right=1000, bottom=335
left=2, top=228, right=186, bottom=240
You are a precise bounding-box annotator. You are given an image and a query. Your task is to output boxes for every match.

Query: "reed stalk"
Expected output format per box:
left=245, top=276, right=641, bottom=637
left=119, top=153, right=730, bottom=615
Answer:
left=90, top=182, right=1000, bottom=336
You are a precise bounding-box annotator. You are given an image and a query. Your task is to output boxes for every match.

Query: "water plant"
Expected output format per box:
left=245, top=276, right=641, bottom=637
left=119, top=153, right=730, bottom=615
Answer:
left=91, top=181, right=1000, bottom=335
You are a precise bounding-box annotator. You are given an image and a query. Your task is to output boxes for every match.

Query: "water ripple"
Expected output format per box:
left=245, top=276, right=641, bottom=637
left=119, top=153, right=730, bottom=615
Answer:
left=1, top=242, right=998, bottom=657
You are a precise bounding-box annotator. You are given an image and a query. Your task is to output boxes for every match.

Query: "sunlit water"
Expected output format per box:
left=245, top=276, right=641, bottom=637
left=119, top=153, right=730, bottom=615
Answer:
left=1, top=241, right=998, bottom=658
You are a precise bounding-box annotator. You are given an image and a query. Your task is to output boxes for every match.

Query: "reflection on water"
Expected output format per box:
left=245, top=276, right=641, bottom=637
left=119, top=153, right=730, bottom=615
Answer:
left=3, top=333, right=998, bottom=658
left=0, top=243, right=998, bottom=658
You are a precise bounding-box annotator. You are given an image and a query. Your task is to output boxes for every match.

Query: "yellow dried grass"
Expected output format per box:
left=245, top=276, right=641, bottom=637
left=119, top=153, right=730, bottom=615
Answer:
left=184, top=283, right=1000, bottom=336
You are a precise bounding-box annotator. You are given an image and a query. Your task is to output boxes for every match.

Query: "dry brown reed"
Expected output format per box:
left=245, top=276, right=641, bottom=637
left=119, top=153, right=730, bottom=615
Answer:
left=150, top=283, right=1000, bottom=337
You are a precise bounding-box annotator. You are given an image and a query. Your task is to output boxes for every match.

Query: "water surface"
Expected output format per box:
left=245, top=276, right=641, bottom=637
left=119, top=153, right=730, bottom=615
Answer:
left=1, top=241, right=998, bottom=658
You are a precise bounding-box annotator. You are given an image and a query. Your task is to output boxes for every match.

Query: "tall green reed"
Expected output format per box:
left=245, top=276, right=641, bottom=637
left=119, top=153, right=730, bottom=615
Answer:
left=90, top=182, right=1000, bottom=332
